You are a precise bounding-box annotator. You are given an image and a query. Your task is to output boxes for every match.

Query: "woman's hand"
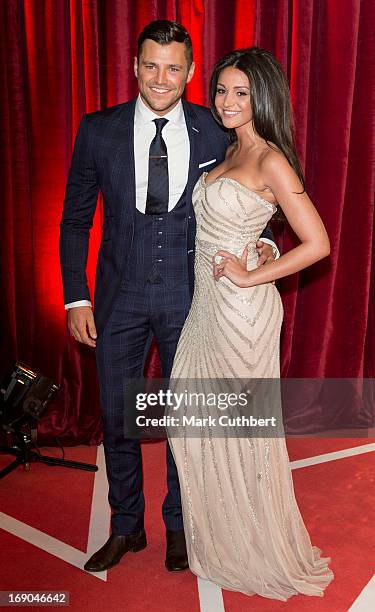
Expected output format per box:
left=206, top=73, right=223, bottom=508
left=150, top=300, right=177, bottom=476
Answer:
left=212, top=246, right=253, bottom=287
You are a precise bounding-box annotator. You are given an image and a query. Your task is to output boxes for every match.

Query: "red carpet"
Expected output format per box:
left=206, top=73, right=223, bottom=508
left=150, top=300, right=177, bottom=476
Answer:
left=0, top=438, right=374, bottom=611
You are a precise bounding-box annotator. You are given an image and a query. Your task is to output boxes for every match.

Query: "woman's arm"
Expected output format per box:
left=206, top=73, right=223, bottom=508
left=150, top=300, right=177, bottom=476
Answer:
left=214, top=150, right=330, bottom=287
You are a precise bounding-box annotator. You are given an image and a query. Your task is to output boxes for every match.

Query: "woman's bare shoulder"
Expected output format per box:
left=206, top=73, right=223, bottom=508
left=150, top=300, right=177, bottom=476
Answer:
left=258, top=146, right=293, bottom=178
left=258, top=143, right=285, bottom=165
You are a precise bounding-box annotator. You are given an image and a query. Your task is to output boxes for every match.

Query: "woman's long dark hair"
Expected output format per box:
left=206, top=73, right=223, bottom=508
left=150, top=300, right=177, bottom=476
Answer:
left=209, top=47, right=305, bottom=190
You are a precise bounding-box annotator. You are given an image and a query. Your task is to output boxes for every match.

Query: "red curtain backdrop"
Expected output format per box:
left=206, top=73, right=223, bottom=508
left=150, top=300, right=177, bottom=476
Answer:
left=0, top=0, right=374, bottom=444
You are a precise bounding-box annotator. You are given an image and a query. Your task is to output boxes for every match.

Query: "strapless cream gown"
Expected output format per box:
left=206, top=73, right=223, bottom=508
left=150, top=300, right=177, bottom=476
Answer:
left=168, top=172, right=333, bottom=601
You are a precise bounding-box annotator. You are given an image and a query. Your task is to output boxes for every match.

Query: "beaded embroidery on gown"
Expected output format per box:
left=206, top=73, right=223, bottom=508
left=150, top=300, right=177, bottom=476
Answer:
left=168, top=172, right=333, bottom=601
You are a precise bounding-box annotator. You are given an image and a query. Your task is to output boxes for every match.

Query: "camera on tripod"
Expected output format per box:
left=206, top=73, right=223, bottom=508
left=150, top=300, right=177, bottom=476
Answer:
left=0, top=362, right=97, bottom=477
left=0, top=362, right=59, bottom=433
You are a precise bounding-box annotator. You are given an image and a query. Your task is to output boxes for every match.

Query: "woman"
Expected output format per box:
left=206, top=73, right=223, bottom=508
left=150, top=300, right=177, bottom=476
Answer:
left=167, top=47, right=333, bottom=600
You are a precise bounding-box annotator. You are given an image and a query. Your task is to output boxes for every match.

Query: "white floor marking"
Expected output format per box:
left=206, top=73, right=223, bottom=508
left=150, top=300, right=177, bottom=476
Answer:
left=348, top=575, right=375, bottom=611
left=198, top=577, right=225, bottom=612
left=0, top=445, right=110, bottom=581
left=290, top=442, right=375, bottom=470
left=85, top=444, right=110, bottom=580
left=0, top=511, right=104, bottom=577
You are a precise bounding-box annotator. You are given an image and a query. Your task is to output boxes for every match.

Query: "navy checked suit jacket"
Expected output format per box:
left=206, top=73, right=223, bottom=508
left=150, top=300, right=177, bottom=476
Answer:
left=60, top=97, right=274, bottom=335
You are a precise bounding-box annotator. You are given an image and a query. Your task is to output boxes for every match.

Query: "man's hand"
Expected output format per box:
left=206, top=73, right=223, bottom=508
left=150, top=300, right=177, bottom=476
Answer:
left=256, top=241, right=275, bottom=266
left=67, top=306, right=97, bottom=348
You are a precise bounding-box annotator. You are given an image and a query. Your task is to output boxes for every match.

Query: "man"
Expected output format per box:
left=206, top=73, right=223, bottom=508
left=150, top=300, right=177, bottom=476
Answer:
left=60, top=20, right=277, bottom=573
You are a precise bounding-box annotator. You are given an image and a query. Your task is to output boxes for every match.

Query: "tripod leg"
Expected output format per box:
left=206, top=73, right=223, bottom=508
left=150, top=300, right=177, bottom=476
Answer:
left=0, top=444, right=98, bottom=476
left=0, top=456, right=24, bottom=479
left=36, top=453, right=98, bottom=472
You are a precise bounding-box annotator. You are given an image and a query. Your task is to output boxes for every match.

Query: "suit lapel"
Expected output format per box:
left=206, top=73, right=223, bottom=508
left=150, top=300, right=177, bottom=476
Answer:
left=182, top=99, right=202, bottom=203
left=115, top=98, right=137, bottom=217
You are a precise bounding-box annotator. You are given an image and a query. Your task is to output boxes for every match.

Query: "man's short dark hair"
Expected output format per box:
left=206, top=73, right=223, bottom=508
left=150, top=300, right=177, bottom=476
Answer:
left=137, top=20, right=193, bottom=66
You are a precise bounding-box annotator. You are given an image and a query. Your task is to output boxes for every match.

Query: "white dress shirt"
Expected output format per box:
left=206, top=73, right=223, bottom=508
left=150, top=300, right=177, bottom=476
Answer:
left=134, top=95, right=189, bottom=213
left=65, top=96, right=278, bottom=309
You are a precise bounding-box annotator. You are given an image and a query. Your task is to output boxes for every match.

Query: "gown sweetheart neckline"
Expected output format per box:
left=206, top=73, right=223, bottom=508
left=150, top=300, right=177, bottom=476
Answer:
left=201, top=171, right=277, bottom=213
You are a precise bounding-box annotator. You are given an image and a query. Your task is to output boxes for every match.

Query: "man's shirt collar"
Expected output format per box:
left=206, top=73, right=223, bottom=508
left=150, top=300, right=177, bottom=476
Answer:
left=135, top=94, right=184, bottom=126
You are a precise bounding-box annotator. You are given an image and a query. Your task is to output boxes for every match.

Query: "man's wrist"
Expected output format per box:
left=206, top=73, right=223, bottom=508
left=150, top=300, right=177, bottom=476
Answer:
left=65, top=300, right=92, bottom=310
left=260, top=238, right=280, bottom=259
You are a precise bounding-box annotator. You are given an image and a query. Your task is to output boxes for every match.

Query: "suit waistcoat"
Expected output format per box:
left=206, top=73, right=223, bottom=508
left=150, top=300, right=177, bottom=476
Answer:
left=123, top=189, right=189, bottom=288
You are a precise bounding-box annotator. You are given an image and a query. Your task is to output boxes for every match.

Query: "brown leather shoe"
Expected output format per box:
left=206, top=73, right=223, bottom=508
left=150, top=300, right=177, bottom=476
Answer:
left=165, top=529, right=189, bottom=572
left=84, top=530, right=147, bottom=572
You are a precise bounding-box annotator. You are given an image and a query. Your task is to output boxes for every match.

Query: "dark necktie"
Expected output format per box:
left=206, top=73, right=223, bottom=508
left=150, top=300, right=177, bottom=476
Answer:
left=145, top=118, right=169, bottom=215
